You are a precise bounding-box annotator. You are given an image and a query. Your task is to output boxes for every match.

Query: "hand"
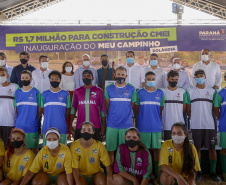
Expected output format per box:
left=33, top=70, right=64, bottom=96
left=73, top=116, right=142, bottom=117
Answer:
left=213, top=85, right=219, bottom=89
left=107, top=176, right=114, bottom=185
left=100, top=126, right=106, bottom=138
left=69, top=127, right=75, bottom=138
left=177, top=175, right=189, bottom=185
left=132, top=178, right=139, bottom=185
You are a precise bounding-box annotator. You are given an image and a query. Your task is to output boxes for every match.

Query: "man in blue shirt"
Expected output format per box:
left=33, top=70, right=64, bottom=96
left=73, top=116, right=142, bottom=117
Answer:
left=10, top=51, right=36, bottom=87
left=0, top=52, right=13, bottom=81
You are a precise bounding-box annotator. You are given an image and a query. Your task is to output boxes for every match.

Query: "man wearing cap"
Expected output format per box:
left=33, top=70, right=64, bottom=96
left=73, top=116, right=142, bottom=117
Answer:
left=70, top=69, right=106, bottom=141
left=74, top=54, right=98, bottom=89
left=0, top=52, right=13, bottom=81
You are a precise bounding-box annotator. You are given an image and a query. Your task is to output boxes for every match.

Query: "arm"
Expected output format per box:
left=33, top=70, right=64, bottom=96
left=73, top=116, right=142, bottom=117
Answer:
left=213, top=92, right=222, bottom=120
left=66, top=173, right=74, bottom=185
left=105, top=99, right=110, bottom=114
left=12, top=177, right=23, bottom=185
left=100, top=117, right=106, bottom=138
left=99, top=89, right=106, bottom=137
left=20, top=170, right=35, bottom=185
left=140, top=178, right=150, bottom=185
left=106, top=165, right=114, bottom=185
left=134, top=105, right=139, bottom=115
left=66, top=94, right=71, bottom=119
left=69, top=92, right=77, bottom=135
left=118, top=171, right=139, bottom=185
left=72, top=168, right=82, bottom=185
left=187, top=104, right=191, bottom=120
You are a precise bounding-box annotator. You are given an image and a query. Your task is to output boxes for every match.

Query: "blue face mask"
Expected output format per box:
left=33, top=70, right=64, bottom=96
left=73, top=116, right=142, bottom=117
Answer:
left=150, top=60, right=157, bottom=66
left=196, top=77, right=205, bottom=85
left=127, top=58, right=134, bottom=64
left=146, top=81, right=156, bottom=87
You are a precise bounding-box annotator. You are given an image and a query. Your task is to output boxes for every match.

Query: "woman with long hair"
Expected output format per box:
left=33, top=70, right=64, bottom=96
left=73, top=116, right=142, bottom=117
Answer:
left=113, top=127, right=153, bottom=185
left=70, top=121, right=113, bottom=185
left=159, top=122, right=200, bottom=185
left=1, top=128, right=34, bottom=184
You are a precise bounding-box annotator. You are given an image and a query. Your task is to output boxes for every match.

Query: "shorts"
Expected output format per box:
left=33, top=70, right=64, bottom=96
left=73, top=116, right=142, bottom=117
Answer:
left=106, top=127, right=127, bottom=151
left=74, top=128, right=102, bottom=141
left=25, top=133, right=39, bottom=149
left=163, top=130, right=172, bottom=141
left=0, top=126, right=14, bottom=148
left=48, top=173, right=58, bottom=183
left=220, top=132, right=226, bottom=148
left=43, top=134, right=67, bottom=146
left=140, top=132, right=162, bottom=149
left=191, top=129, right=216, bottom=150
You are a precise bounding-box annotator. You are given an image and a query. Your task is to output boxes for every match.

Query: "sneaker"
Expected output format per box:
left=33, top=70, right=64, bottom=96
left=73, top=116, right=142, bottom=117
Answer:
left=210, top=173, right=221, bottom=182
left=196, top=172, right=202, bottom=181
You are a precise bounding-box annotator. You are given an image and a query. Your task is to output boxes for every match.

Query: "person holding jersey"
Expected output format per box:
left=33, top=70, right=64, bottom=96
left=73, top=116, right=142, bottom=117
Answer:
left=113, top=127, right=153, bottom=185
left=21, top=127, right=73, bottom=185
left=159, top=123, right=200, bottom=185
left=2, top=128, right=34, bottom=185
left=0, top=139, right=5, bottom=182
left=70, top=122, right=113, bottom=185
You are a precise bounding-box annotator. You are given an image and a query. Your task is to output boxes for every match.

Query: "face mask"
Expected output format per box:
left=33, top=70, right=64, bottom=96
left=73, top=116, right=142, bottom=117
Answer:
left=21, top=80, right=31, bottom=86
left=65, top=67, right=72, bottom=73
left=196, top=77, right=205, bottom=85
left=46, top=140, right=59, bottom=150
left=11, top=140, right=24, bottom=148
left=169, top=81, right=177, bottom=88
left=20, top=59, right=28, bottom=64
left=41, top=62, right=48, bottom=69
left=50, top=81, right=60, bottom=88
left=83, top=60, right=90, bottom=67
left=81, top=132, right=94, bottom=141
left=172, top=63, right=181, bottom=70
left=115, top=77, right=125, bottom=84
left=146, top=81, right=156, bottom=87
left=83, top=78, right=92, bottom=86
left=0, top=76, right=7, bottom=84
left=102, top=60, right=108, bottom=66
left=150, top=60, right=157, bottom=66
left=201, top=55, right=209, bottom=62
left=127, top=58, right=134, bottom=64
left=125, top=139, right=139, bottom=148
left=172, top=135, right=185, bottom=144
left=0, top=60, right=6, bottom=66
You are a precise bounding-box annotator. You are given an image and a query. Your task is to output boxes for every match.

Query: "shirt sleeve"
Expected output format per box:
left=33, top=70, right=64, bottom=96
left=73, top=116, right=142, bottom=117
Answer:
left=36, top=90, right=42, bottom=107
left=159, top=142, right=169, bottom=166
left=214, top=92, right=223, bottom=107
left=64, top=148, right=72, bottom=174
left=13, top=94, right=17, bottom=107
left=131, top=89, right=137, bottom=103
left=22, top=151, right=34, bottom=176
left=70, top=143, right=79, bottom=169
left=135, top=92, right=140, bottom=106
left=160, top=95, right=165, bottom=106
left=104, top=88, right=109, bottom=100
left=10, top=67, right=17, bottom=84
left=142, top=150, right=152, bottom=179
left=99, top=90, right=106, bottom=117
left=99, top=143, right=111, bottom=167
left=40, top=94, right=44, bottom=108
left=66, top=94, right=71, bottom=108
left=71, top=91, right=78, bottom=114
left=215, top=64, right=222, bottom=87
left=186, top=91, right=191, bottom=105
left=74, top=68, right=80, bottom=89
left=29, top=151, right=42, bottom=174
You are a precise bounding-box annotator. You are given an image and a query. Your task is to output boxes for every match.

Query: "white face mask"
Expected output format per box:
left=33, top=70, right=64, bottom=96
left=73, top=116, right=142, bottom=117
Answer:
left=41, top=62, right=49, bottom=69
left=0, top=76, right=7, bottom=84
left=83, top=60, right=90, bottom=67
left=172, top=63, right=181, bottom=70
left=65, top=66, right=72, bottom=73
left=172, top=135, right=185, bottom=144
left=0, top=60, right=6, bottom=67
left=201, top=55, right=209, bottom=62
left=46, top=140, right=59, bottom=150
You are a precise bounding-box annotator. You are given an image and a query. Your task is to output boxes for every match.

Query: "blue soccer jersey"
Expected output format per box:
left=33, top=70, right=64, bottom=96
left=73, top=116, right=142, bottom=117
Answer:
left=42, top=89, right=71, bottom=135
left=104, top=83, right=137, bottom=129
left=136, top=88, right=165, bottom=132
left=14, top=87, right=42, bottom=133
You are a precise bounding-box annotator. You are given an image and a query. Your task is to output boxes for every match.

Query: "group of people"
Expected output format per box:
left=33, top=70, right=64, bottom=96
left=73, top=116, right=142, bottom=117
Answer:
left=0, top=48, right=225, bottom=185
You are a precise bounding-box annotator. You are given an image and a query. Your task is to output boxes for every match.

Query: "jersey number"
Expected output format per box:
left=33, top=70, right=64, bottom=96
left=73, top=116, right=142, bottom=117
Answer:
left=168, top=156, right=172, bottom=163
left=78, top=156, right=81, bottom=161
left=44, top=162, right=49, bottom=169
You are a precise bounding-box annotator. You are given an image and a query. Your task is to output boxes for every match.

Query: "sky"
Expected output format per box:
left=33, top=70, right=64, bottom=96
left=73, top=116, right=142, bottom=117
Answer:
left=3, top=0, right=225, bottom=25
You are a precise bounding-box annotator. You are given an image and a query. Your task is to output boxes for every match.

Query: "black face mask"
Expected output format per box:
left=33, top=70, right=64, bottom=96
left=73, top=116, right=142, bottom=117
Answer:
left=21, top=80, right=31, bottom=86
left=115, top=77, right=125, bottom=84
left=83, top=78, right=92, bottom=86
left=50, top=81, right=60, bottom=88
left=125, top=139, right=139, bottom=148
left=169, top=81, right=177, bottom=88
left=20, top=59, right=28, bottom=64
left=81, top=132, right=93, bottom=141
left=11, top=140, right=24, bottom=148
left=102, top=60, right=108, bottom=67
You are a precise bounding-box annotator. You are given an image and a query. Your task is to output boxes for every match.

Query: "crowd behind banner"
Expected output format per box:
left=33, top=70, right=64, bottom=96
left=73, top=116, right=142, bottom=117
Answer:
left=0, top=48, right=225, bottom=185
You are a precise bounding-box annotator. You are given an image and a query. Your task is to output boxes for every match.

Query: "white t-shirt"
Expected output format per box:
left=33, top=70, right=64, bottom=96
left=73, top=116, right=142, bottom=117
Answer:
left=60, top=74, right=75, bottom=91
left=0, top=83, right=19, bottom=126
left=145, top=66, right=166, bottom=89
left=187, top=86, right=215, bottom=129
left=161, top=87, right=187, bottom=130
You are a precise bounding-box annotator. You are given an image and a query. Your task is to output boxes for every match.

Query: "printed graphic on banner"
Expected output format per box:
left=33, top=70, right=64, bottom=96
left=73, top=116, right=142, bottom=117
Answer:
left=199, top=29, right=226, bottom=40
left=150, top=46, right=178, bottom=53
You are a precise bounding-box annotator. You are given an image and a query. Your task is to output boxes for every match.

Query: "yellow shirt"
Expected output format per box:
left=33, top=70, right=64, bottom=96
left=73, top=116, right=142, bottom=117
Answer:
left=3, top=149, right=34, bottom=181
left=159, top=140, right=201, bottom=177
left=0, top=140, right=5, bottom=156
left=29, top=144, right=72, bottom=176
left=70, top=139, right=111, bottom=177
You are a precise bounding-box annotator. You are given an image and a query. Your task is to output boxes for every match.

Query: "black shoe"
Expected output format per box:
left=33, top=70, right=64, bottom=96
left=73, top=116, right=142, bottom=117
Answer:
left=210, top=173, right=221, bottom=182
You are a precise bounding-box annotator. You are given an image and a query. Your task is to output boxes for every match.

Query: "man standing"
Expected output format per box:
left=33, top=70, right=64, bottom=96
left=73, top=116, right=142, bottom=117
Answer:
left=192, top=48, right=222, bottom=89
left=0, top=52, right=13, bottom=81
left=10, top=51, right=36, bottom=87
left=74, top=54, right=98, bottom=89
left=145, top=53, right=165, bottom=89
left=97, top=54, right=115, bottom=91
left=70, top=70, right=106, bottom=141
left=0, top=68, right=19, bottom=147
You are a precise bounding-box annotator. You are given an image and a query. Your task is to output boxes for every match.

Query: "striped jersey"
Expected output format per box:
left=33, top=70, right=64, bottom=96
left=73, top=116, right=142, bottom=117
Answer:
left=14, top=87, right=42, bottom=133
left=187, top=86, right=215, bottom=129
left=71, top=86, right=106, bottom=129
left=136, top=88, right=165, bottom=132
left=104, top=83, right=137, bottom=129
left=42, top=89, right=71, bottom=135
left=161, top=87, right=187, bottom=130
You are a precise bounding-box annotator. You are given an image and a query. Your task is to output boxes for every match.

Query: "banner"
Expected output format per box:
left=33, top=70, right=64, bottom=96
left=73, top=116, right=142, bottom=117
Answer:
left=0, top=25, right=225, bottom=53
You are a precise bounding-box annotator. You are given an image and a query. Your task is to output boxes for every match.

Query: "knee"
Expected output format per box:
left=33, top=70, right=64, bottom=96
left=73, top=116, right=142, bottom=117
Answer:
left=113, top=174, right=122, bottom=184
left=32, top=180, right=42, bottom=185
